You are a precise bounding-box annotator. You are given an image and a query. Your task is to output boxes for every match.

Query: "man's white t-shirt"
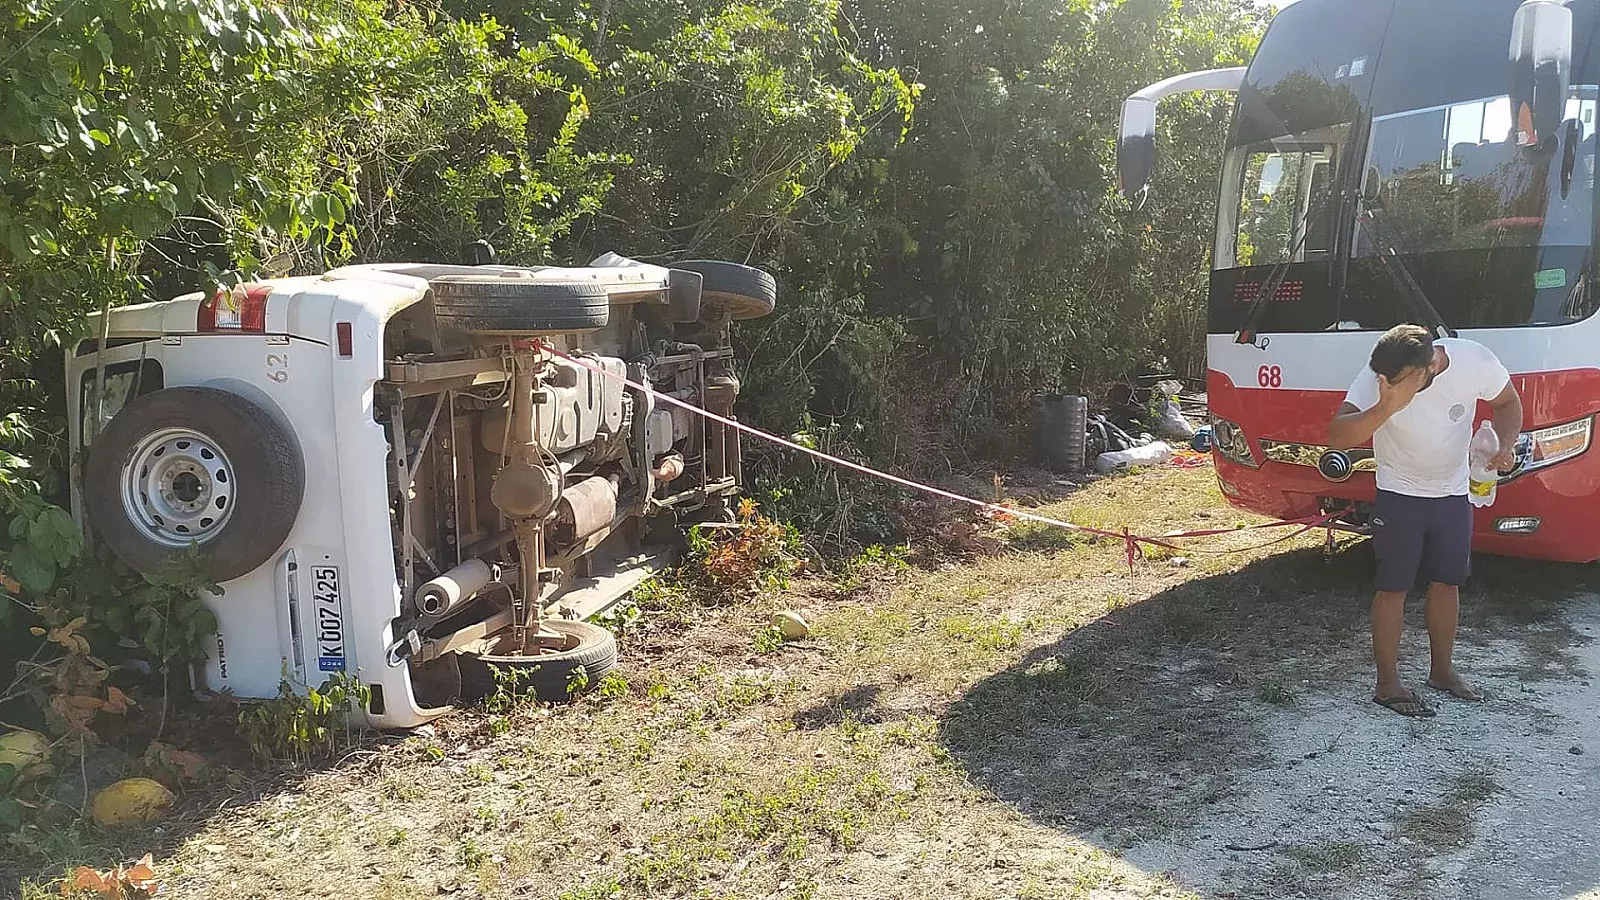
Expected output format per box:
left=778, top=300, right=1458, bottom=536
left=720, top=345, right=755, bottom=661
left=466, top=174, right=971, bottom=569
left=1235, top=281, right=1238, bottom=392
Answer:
left=1343, top=338, right=1511, bottom=498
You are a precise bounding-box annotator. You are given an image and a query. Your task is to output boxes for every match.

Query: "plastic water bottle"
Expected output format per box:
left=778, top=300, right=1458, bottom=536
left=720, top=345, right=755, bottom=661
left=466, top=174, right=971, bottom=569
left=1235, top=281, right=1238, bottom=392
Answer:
left=1469, top=422, right=1500, bottom=508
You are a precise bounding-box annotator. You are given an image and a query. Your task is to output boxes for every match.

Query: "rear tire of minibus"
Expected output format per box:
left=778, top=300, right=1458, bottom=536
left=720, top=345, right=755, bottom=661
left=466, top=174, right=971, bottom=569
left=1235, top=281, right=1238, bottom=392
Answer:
left=457, top=619, right=619, bottom=704
left=85, top=387, right=305, bottom=583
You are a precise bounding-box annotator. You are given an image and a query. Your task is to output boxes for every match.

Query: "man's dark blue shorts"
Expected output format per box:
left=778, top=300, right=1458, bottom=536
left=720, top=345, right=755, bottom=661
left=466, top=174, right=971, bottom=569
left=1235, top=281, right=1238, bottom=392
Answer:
left=1372, top=490, right=1472, bottom=592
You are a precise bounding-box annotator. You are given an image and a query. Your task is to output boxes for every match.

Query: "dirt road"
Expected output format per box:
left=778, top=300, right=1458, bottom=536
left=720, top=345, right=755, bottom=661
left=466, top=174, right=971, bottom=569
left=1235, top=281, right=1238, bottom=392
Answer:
left=948, top=473, right=1600, bottom=900
left=1121, top=593, right=1600, bottom=900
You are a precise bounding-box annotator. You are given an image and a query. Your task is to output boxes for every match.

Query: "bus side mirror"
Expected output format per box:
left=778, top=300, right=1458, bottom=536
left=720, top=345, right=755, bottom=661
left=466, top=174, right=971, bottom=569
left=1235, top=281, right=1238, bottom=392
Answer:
left=1118, top=96, right=1158, bottom=205
left=1510, top=0, right=1573, bottom=149
left=1116, top=68, right=1247, bottom=206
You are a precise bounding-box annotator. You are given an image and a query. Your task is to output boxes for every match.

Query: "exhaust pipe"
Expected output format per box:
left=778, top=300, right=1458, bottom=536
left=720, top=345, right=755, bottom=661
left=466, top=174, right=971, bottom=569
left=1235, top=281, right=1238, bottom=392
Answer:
left=415, top=558, right=496, bottom=618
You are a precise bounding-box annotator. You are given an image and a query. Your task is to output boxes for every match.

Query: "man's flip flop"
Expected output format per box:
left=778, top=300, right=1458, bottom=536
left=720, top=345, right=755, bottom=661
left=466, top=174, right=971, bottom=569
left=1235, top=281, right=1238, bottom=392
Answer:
left=1372, top=689, right=1436, bottom=717
left=1425, top=679, right=1483, bottom=701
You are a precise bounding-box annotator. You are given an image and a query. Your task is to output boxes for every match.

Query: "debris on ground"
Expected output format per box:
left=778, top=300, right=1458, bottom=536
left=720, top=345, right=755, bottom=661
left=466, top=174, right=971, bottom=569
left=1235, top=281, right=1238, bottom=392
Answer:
left=68, top=854, right=161, bottom=900
left=1096, top=441, right=1174, bottom=473
left=91, top=778, right=175, bottom=828
left=1153, top=379, right=1199, bottom=440
left=772, top=610, right=811, bottom=639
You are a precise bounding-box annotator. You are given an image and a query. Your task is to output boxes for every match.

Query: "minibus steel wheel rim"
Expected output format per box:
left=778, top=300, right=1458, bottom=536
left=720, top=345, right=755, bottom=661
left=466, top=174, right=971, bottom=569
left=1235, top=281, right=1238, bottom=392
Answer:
left=120, top=426, right=237, bottom=548
left=86, top=386, right=304, bottom=582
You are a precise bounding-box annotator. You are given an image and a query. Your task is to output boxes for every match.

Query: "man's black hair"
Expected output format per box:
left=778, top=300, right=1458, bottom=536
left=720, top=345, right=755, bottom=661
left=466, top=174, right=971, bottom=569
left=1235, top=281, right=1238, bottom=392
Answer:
left=1369, top=324, right=1435, bottom=381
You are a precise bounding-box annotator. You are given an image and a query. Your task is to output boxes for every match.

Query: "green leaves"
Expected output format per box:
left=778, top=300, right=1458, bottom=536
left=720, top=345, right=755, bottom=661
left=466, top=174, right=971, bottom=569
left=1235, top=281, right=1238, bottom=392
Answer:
left=238, top=673, right=371, bottom=762
left=4, top=506, right=83, bottom=593
left=306, top=191, right=347, bottom=231
left=0, top=0, right=329, bottom=352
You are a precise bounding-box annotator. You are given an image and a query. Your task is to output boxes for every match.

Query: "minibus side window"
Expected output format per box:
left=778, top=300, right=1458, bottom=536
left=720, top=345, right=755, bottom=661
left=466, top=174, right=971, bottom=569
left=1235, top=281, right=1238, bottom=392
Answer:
left=79, top=360, right=164, bottom=448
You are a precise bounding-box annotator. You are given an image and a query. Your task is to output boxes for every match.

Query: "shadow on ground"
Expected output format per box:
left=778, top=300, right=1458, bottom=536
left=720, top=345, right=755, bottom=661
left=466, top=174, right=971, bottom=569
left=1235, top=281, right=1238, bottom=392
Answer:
left=936, top=545, right=1598, bottom=847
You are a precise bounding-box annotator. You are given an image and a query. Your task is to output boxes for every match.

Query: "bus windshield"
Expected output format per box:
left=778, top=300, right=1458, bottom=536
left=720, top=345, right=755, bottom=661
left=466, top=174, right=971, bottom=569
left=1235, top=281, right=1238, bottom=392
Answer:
left=1208, top=0, right=1600, bottom=335
left=1363, top=89, right=1597, bottom=259
left=1220, top=129, right=1346, bottom=270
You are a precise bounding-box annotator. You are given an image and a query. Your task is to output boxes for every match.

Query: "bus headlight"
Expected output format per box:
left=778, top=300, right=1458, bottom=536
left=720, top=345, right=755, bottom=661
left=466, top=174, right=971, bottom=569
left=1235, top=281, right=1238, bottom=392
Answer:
left=1507, top=416, right=1593, bottom=479
left=1210, top=416, right=1259, bottom=468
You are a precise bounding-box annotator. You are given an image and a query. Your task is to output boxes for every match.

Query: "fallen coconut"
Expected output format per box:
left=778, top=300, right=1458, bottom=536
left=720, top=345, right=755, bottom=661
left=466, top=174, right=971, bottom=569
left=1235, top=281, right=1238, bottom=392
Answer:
left=771, top=610, right=810, bottom=640
left=91, top=777, right=174, bottom=828
left=0, top=728, right=51, bottom=778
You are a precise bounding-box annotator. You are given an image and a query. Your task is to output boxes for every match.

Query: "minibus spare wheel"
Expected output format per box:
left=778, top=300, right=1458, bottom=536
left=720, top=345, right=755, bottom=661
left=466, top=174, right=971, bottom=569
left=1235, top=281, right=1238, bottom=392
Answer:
left=85, top=387, right=305, bottom=582
left=430, top=273, right=611, bottom=334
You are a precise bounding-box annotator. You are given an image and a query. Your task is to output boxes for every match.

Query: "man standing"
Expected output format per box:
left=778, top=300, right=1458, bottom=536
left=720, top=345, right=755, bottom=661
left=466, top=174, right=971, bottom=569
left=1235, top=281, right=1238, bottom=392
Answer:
left=1328, top=324, right=1523, bottom=717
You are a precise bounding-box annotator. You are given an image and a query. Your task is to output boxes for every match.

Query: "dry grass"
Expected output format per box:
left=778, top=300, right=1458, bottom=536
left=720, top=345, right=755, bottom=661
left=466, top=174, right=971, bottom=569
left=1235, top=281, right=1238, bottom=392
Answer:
left=11, top=467, right=1594, bottom=899
left=1255, top=678, right=1297, bottom=706
left=1396, top=771, right=1502, bottom=852
left=1282, top=839, right=1367, bottom=873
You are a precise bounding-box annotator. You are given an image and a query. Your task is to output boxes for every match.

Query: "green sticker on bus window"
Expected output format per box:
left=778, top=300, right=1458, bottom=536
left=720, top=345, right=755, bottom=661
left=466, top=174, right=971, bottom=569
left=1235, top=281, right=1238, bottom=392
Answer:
left=1535, top=268, right=1568, bottom=289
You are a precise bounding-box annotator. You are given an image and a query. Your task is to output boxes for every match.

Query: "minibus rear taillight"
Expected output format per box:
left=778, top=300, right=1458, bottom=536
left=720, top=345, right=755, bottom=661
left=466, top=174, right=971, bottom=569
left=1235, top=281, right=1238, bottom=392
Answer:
left=197, top=284, right=272, bottom=332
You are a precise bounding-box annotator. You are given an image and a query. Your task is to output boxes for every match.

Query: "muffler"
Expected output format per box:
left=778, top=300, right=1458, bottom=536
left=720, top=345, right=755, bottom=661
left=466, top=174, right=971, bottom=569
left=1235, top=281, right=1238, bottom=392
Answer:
left=415, top=558, right=496, bottom=618
left=551, top=474, right=620, bottom=547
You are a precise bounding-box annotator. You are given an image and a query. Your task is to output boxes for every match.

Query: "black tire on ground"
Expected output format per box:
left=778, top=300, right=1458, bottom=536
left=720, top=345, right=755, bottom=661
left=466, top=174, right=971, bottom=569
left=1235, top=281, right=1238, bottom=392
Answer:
left=458, top=619, right=619, bottom=704
left=431, top=277, right=610, bottom=335
left=85, top=387, right=305, bottom=582
left=672, top=260, right=777, bottom=320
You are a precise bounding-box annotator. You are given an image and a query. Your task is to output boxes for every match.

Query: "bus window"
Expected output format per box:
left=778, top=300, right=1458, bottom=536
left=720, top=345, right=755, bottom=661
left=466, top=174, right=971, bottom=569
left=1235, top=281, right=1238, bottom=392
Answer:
left=1226, top=143, right=1337, bottom=268
left=1301, top=160, right=1334, bottom=254
left=1349, top=86, right=1599, bottom=329
left=1210, top=129, right=1346, bottom=336
left=1362, top=89, right=1597, bottom=257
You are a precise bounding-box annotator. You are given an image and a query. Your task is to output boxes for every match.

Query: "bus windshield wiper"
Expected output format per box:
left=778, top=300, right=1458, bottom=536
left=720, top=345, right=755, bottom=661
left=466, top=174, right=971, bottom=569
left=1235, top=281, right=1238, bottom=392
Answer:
left=1355, top=210, right=1456, bottom=340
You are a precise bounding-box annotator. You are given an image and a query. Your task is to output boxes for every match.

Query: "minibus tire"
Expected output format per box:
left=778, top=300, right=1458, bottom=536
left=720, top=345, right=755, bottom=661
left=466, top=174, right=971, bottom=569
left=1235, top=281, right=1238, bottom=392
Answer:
left=431, top=279, right=610, bottom=334
left=671, top=261, right=777, bottom=320
left=458, top=619, right=619, bottom=703
left=85, top=387, right=305, bottom=583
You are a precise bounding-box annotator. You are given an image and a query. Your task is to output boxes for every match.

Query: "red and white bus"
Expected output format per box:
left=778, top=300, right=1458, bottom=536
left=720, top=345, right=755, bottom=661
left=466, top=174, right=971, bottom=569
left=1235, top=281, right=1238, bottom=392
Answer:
left=1120, top=0, right=1600, bottom=562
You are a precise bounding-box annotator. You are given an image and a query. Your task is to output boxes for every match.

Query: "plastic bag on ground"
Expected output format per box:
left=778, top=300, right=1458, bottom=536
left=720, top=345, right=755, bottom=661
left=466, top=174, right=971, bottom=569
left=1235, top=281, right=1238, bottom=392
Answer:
left=1096, top=441, right=1174, bottom=474
left=1157, top=399, right=1197, bottom=439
